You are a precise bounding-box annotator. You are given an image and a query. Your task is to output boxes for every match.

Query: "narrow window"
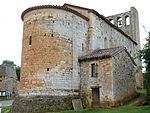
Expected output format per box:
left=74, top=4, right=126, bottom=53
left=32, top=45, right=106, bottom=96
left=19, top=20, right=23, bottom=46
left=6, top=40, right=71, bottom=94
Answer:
left=51, top=34, right=54, bottom=37
left=82, top=43, right=84, bottom=51
left=117, top=17, right=122, bottom=27
left=29, top=36, right=32, bottom=46
left=91, top=63, right=98, bottom=77
left=125, top=16, right=130, bottom=26
left=104, top=37, right=108, bottom=48
left=47, top=68, right=49, bottom=71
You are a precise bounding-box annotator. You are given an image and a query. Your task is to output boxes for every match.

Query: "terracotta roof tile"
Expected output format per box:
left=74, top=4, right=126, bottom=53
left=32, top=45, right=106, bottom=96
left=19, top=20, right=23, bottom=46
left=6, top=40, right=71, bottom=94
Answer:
left=79, top=46, right=125, bottom=61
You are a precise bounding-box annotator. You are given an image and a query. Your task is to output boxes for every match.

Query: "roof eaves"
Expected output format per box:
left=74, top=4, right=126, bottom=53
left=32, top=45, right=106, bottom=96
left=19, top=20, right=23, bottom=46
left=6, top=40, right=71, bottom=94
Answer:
left=21, top=5, right=89, bottom=21
left=111, top=46, right=126, bottom=57
left=78, top=55, right=111, bottom=62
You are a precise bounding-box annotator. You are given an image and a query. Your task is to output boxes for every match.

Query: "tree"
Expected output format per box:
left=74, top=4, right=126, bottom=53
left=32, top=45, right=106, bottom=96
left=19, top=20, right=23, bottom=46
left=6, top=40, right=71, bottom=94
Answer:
left=16, top=66, right=21, bottom=81
left=1, top=60, right=15, bottom=67
left=139, top=31, right=150, bottom=96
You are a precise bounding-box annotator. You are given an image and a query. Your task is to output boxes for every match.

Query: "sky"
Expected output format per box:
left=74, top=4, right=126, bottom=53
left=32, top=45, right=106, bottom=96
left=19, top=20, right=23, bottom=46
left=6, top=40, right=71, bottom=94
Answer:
left=0, top=0, right=149, bottom=66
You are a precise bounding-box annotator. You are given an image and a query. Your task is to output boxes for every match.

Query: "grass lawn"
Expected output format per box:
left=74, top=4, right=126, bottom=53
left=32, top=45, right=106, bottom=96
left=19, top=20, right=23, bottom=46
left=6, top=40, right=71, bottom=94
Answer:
left=2, top=101, right=150, bottom=113
left=2, top=89, right=150, bottom=113
left=2, top=106, right=11, bottom=113
left=136, top=89, right=147, bottom=94
left=52, top=105, right=150, bottom=113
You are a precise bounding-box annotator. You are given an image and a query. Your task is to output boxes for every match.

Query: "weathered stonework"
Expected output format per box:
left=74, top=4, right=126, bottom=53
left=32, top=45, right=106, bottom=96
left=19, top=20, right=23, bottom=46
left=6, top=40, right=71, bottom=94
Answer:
left=11, top=4, right=143, bottom=112
left=20, top=8, right=88, bottom=96
left=112, top=50, right=136, bottom=106
left=0, top=77, right=19, bottom=94
left=79, top=47, right=137, bottom=107
left=0, top=66, right=19, bottom=95
left=80, top=58, right=113, bottom=107
left=10, top=95, right=79, bottom=113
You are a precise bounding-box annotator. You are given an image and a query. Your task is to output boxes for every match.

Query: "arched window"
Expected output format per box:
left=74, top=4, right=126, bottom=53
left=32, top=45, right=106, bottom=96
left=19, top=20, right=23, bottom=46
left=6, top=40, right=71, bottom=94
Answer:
left=109, top=19, right=114, bottom=24
left=117, top=17, right=122, bottom=27
left=125, top=16, right=130, bottom=26
left=104, top=37, right=108, bottom=48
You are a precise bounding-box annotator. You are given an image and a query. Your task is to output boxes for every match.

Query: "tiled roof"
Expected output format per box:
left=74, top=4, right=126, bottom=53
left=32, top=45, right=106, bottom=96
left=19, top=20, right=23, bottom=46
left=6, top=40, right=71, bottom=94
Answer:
left=79, top=46, right=125, bottom=61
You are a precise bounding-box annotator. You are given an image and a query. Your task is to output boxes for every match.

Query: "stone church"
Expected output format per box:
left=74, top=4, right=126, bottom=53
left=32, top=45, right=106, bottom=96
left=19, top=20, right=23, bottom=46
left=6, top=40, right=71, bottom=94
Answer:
left=11, top=3, right=143, bottom=113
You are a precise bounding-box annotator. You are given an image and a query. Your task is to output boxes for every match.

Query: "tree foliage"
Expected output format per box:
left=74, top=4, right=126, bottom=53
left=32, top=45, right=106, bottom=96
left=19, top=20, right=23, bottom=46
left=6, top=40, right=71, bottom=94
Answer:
left=1, top=60, right=14, bottom=67
left=16, top=66, right=21, bottom=81
left=139, top=32, right=150, bottom=96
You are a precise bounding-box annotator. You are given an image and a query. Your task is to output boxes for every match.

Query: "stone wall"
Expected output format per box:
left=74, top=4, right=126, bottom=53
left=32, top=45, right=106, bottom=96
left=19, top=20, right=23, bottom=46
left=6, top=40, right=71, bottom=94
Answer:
left=112, top=50, right=136, bottom=105
left=80, top=58, right=113, bottom=107
left=10, top=95, right=79, bottom=113
left=64, top=5, right=138, bottom=57
left=0, top=77, right=19, bottom=94
left=20, top=8, right=88, bottom=96
left=91, top=14, right=136, bottom=57
left=106, top=7, right=142, bottom=88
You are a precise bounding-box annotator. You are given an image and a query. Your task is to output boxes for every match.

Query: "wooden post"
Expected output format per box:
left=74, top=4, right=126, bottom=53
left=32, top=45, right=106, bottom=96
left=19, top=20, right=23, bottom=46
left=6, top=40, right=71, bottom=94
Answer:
left=0, top=103, right=2, bottom=113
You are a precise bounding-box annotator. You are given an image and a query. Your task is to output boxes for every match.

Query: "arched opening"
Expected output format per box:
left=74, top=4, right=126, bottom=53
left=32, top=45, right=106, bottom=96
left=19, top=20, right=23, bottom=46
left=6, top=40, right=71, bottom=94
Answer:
left=109, top=19, right=114, bottom=24
left=104, top=37, right=108, bottom=48
left=125, top=16, right=130, bottom=26
left=117, top=17, right=122, bottom=27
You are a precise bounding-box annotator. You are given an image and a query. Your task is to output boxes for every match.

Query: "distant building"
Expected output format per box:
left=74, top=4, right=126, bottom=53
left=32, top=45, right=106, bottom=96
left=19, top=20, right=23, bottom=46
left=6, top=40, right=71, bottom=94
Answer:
left=0, top=66, right=19, bottom=96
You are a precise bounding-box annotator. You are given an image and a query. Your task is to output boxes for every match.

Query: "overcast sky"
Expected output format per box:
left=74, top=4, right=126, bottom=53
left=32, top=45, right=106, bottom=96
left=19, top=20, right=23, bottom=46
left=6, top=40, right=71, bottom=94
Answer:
left=0, top=0, right=149, bottom=66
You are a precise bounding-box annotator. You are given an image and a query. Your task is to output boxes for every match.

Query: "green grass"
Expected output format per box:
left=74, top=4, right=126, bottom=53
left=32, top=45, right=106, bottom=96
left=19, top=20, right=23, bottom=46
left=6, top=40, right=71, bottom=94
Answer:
left=2, top=106, right=11, bottom=113
left=52, top=105, right=150, bottom=113
left=2, top=104, right=150, bottom=113
left=136, top=89, right=147, bottom=94
left=52, top=98, right=150, bottom=113
left=2, top=96, right=150, bottom=113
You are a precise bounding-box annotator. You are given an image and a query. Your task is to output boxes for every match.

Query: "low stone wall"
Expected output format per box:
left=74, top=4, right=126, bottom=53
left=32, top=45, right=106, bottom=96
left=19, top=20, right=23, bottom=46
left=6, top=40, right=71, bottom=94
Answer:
left=10, top=95, right=79, bottom=113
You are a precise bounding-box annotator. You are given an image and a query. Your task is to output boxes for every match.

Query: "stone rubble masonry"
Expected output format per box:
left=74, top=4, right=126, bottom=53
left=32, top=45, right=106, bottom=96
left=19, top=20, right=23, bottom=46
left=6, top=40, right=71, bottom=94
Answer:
left=0, top=77, right=19, bottom=94
left=112, top=49, right=136, bottom=106
left=80, top=58, right=113, bottom=107
left=80, top=49, right=136, bottom=107
left=0, top=66, right=19, bottom=94
left=10, top=95, right=79, bottom=113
